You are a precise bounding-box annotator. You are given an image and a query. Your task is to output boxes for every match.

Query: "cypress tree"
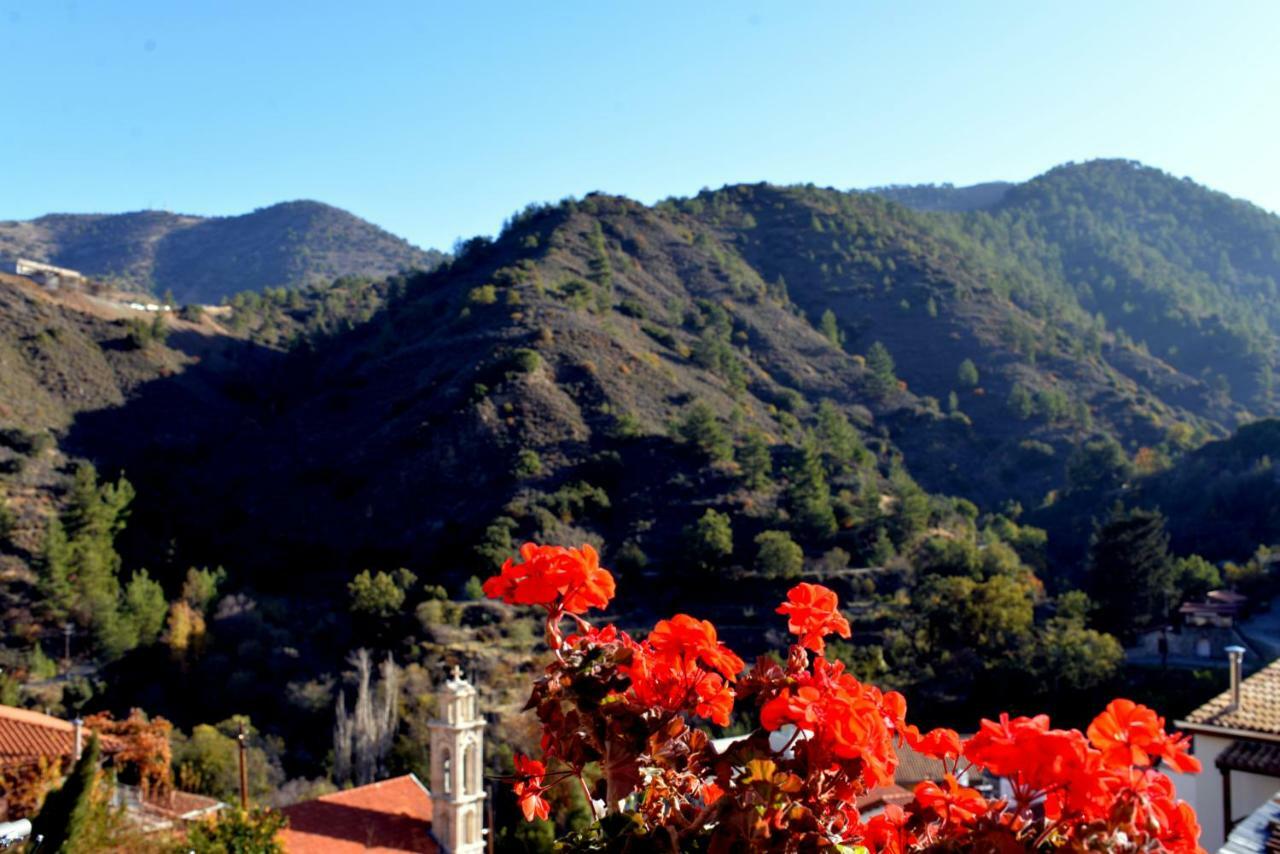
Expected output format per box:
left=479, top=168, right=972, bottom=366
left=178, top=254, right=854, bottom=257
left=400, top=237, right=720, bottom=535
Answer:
left=31, top=734, right=101, bottom=853
left=1086, top=504, right=1175, bottom=641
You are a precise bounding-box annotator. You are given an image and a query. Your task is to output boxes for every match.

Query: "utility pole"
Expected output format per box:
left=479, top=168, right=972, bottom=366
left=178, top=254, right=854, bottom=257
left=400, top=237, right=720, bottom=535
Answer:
left=62, top=623, right=74, bottom=669
left=237, top=720, right=249, bottom=810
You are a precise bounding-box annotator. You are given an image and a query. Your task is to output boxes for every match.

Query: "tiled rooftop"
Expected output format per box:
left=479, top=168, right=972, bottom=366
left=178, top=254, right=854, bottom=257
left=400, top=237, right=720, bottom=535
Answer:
left=279, top=774, right=437, bottom=854
left=0, top=705, right=122, bottom=767
left=1215, top=740, right=1280, bottom=777
left=1180, top=659, right=1280, bottom=737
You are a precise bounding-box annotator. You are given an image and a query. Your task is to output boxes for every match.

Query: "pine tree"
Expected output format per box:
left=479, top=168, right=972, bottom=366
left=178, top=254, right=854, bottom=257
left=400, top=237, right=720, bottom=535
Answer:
left=818, top=310, right=843, bottom=347
left=786, top=440, right=837, bottom=540
left=864, top=342, right=897, bottom=397
left=39, top=516, right=75, bottom=619
left=816, top=400, right=867, bottom=474
left=1086, top=504, right=1175, bottom=641
left=736, top=430, right=773, bottom=491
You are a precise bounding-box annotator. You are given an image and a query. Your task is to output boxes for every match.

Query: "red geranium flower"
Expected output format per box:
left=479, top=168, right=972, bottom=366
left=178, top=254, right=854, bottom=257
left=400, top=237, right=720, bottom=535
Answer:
left=482, top=542, right=615, bottom=615
left=511, top=754, right=550, bottom=822
left=776, top=583, right=851, bottom=653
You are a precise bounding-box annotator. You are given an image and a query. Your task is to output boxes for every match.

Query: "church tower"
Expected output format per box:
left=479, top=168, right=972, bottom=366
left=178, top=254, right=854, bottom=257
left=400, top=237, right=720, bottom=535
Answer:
left=429, top=665, right=486, bottom=853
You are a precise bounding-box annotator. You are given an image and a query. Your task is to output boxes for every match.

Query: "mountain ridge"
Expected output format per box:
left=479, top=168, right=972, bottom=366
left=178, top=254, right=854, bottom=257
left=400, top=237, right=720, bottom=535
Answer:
left=0, top=200, right=444, bottom=304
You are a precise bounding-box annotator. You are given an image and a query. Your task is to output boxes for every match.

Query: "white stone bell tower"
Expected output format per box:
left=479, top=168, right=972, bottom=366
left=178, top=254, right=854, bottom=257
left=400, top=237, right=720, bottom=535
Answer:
left=429, top=665, right=486, bottom=853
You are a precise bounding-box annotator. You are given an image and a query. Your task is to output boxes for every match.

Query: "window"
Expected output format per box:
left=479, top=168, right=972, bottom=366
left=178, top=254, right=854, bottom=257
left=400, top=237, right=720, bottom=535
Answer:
left=463, top=743, right=476, bottom=794
left=441, top=749, right=452, bottom=794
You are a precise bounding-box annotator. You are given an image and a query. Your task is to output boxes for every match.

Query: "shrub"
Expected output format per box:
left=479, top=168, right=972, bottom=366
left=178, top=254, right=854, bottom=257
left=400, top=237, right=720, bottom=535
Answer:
left=754, top=530, right=804, bottom=579
left=468, top=284, right=499, bottom=305
left=514, top=449, right=543, bottom=479
left=509, top=348, right=542, bottom=374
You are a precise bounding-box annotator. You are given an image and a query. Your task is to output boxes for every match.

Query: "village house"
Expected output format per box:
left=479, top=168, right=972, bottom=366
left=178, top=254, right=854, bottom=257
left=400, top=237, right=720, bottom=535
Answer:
left=1168, top=647, right=1280, bottom=849
left=0, top=704, right=222, bottom=839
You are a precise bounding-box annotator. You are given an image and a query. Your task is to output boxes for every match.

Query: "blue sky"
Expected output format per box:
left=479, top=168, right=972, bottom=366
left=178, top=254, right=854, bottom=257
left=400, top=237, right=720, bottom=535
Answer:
left=3, top=1, right=1278, bottom=250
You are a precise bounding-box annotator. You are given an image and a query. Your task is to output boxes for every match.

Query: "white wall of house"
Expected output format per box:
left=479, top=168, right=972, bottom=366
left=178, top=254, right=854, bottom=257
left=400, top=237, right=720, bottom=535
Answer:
left=1166, top=733, right=1279, bottom=849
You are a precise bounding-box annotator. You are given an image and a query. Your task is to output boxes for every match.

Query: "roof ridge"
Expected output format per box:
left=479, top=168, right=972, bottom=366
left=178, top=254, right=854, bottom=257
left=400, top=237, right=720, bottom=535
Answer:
left=0, top=704, right=74, bottom=730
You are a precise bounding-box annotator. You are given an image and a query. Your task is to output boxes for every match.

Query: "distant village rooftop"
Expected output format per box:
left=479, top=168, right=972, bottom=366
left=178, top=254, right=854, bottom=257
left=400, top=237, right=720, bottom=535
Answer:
left=278, top=774, right=436, bottom=854
left=0, top=705, right=122, bottom=769
left=1179, top=656, right=1280, bottom=741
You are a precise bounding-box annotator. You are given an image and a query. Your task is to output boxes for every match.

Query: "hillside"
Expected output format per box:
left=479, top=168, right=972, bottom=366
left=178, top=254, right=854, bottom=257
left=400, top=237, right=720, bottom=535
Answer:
left=0, top=201, right=444, bottom=304
left=56, top=161, right=1277, bottom=591
left=6, top=159, right=1280, bottom=793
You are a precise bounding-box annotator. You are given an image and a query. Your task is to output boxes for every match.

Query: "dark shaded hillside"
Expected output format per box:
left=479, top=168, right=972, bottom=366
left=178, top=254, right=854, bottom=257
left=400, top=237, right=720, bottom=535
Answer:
left=0, top=202, right=444, bottom=304
left=1138, top=418, right=1280, bottom=559
left=71, top=195, right=921, bottom=588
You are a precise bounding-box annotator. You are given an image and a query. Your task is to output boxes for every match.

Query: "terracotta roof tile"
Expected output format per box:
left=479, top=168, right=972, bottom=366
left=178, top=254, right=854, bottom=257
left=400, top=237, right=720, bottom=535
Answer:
left=279, top=774, right=437, bottom=854
left=1180, top=659, right=1280, bottom=737
left=0, top=705, right=123, bottom=767
left=894, top=742, right=949, bottom=786
left=856, top=783, right=914, bottom=812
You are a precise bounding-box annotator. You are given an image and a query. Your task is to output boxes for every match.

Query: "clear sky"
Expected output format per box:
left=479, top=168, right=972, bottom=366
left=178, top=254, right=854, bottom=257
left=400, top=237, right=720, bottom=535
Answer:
left=3, top=1, right=1278, bottom=250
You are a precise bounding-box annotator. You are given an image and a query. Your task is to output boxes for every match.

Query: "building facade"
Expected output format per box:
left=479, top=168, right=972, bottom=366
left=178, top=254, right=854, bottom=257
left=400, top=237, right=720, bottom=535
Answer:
left=1168, top=649, right=1280, bottom=849
left=427, top=666, right=486, bottom=853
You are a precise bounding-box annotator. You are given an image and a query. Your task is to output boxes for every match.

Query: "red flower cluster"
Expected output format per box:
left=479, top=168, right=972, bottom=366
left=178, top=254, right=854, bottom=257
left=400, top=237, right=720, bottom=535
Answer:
left=481, top=542, right=615, bottom=614
left=488, top=541, right=1205, bottom=853
left=775, top=582, right=851, bottom=653
left=1087, top=697, right=1199, bottom=771
left=624, top=614, right=745, bottom=725
left=954, top=707, right=1203, bottom=851
left=759, top=655, right=903, bottom=787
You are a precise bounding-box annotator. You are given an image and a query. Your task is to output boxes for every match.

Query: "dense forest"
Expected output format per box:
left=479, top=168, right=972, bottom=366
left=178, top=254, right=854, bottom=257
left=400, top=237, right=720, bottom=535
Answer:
left=3, top=158, right=1280, bottom=845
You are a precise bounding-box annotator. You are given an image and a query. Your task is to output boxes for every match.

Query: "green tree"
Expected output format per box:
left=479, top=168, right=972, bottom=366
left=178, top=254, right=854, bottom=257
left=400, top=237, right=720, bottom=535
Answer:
left=816, top=400, right=868, bottom=474
left=30, top=734, right=101, bottom=853
left=736, top=430, right=773, bottom=491
left=122, top=570, right=167, bottom=646
left=864, top=342, right=897, bottom=396
left=755, top=530, right=804, bottom=579
left=956, top=358, right=979, bottom=388
left=182, top=566, right=228, bottom=614
left=475, top=516, right=519, bottom=568
left=889, top=469, right=929, bottom=545
left=1086, top=505, right=1175, bottom=641
left=818, top=309, right=843, bottom=347
left=463, top=575, right=486, bottom=600
left=514, top=449, right=543, bottom=479
left=675, top=402, right=732, bottom=463
left=684, top=509, right=733, bottom=569
left=1172, top=554, right=1222, bottom=603
left=173, top=719, right=282, bottom=802
left=39, top=516, right=76, bottom=619
left=186, top=807, right=287, bottom=854
left=785, top=441, right=837, bottom=540
left=1007, top=384, right=1034, bottom=419
left=1066, top=437, right=1133, bottom=494
left=348, top=569, right=410, bottom=619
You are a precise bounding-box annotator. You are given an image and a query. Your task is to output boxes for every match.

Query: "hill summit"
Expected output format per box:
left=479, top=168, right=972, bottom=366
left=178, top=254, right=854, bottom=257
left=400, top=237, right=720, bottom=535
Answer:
left=0, top=200, right=443, bottom=304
